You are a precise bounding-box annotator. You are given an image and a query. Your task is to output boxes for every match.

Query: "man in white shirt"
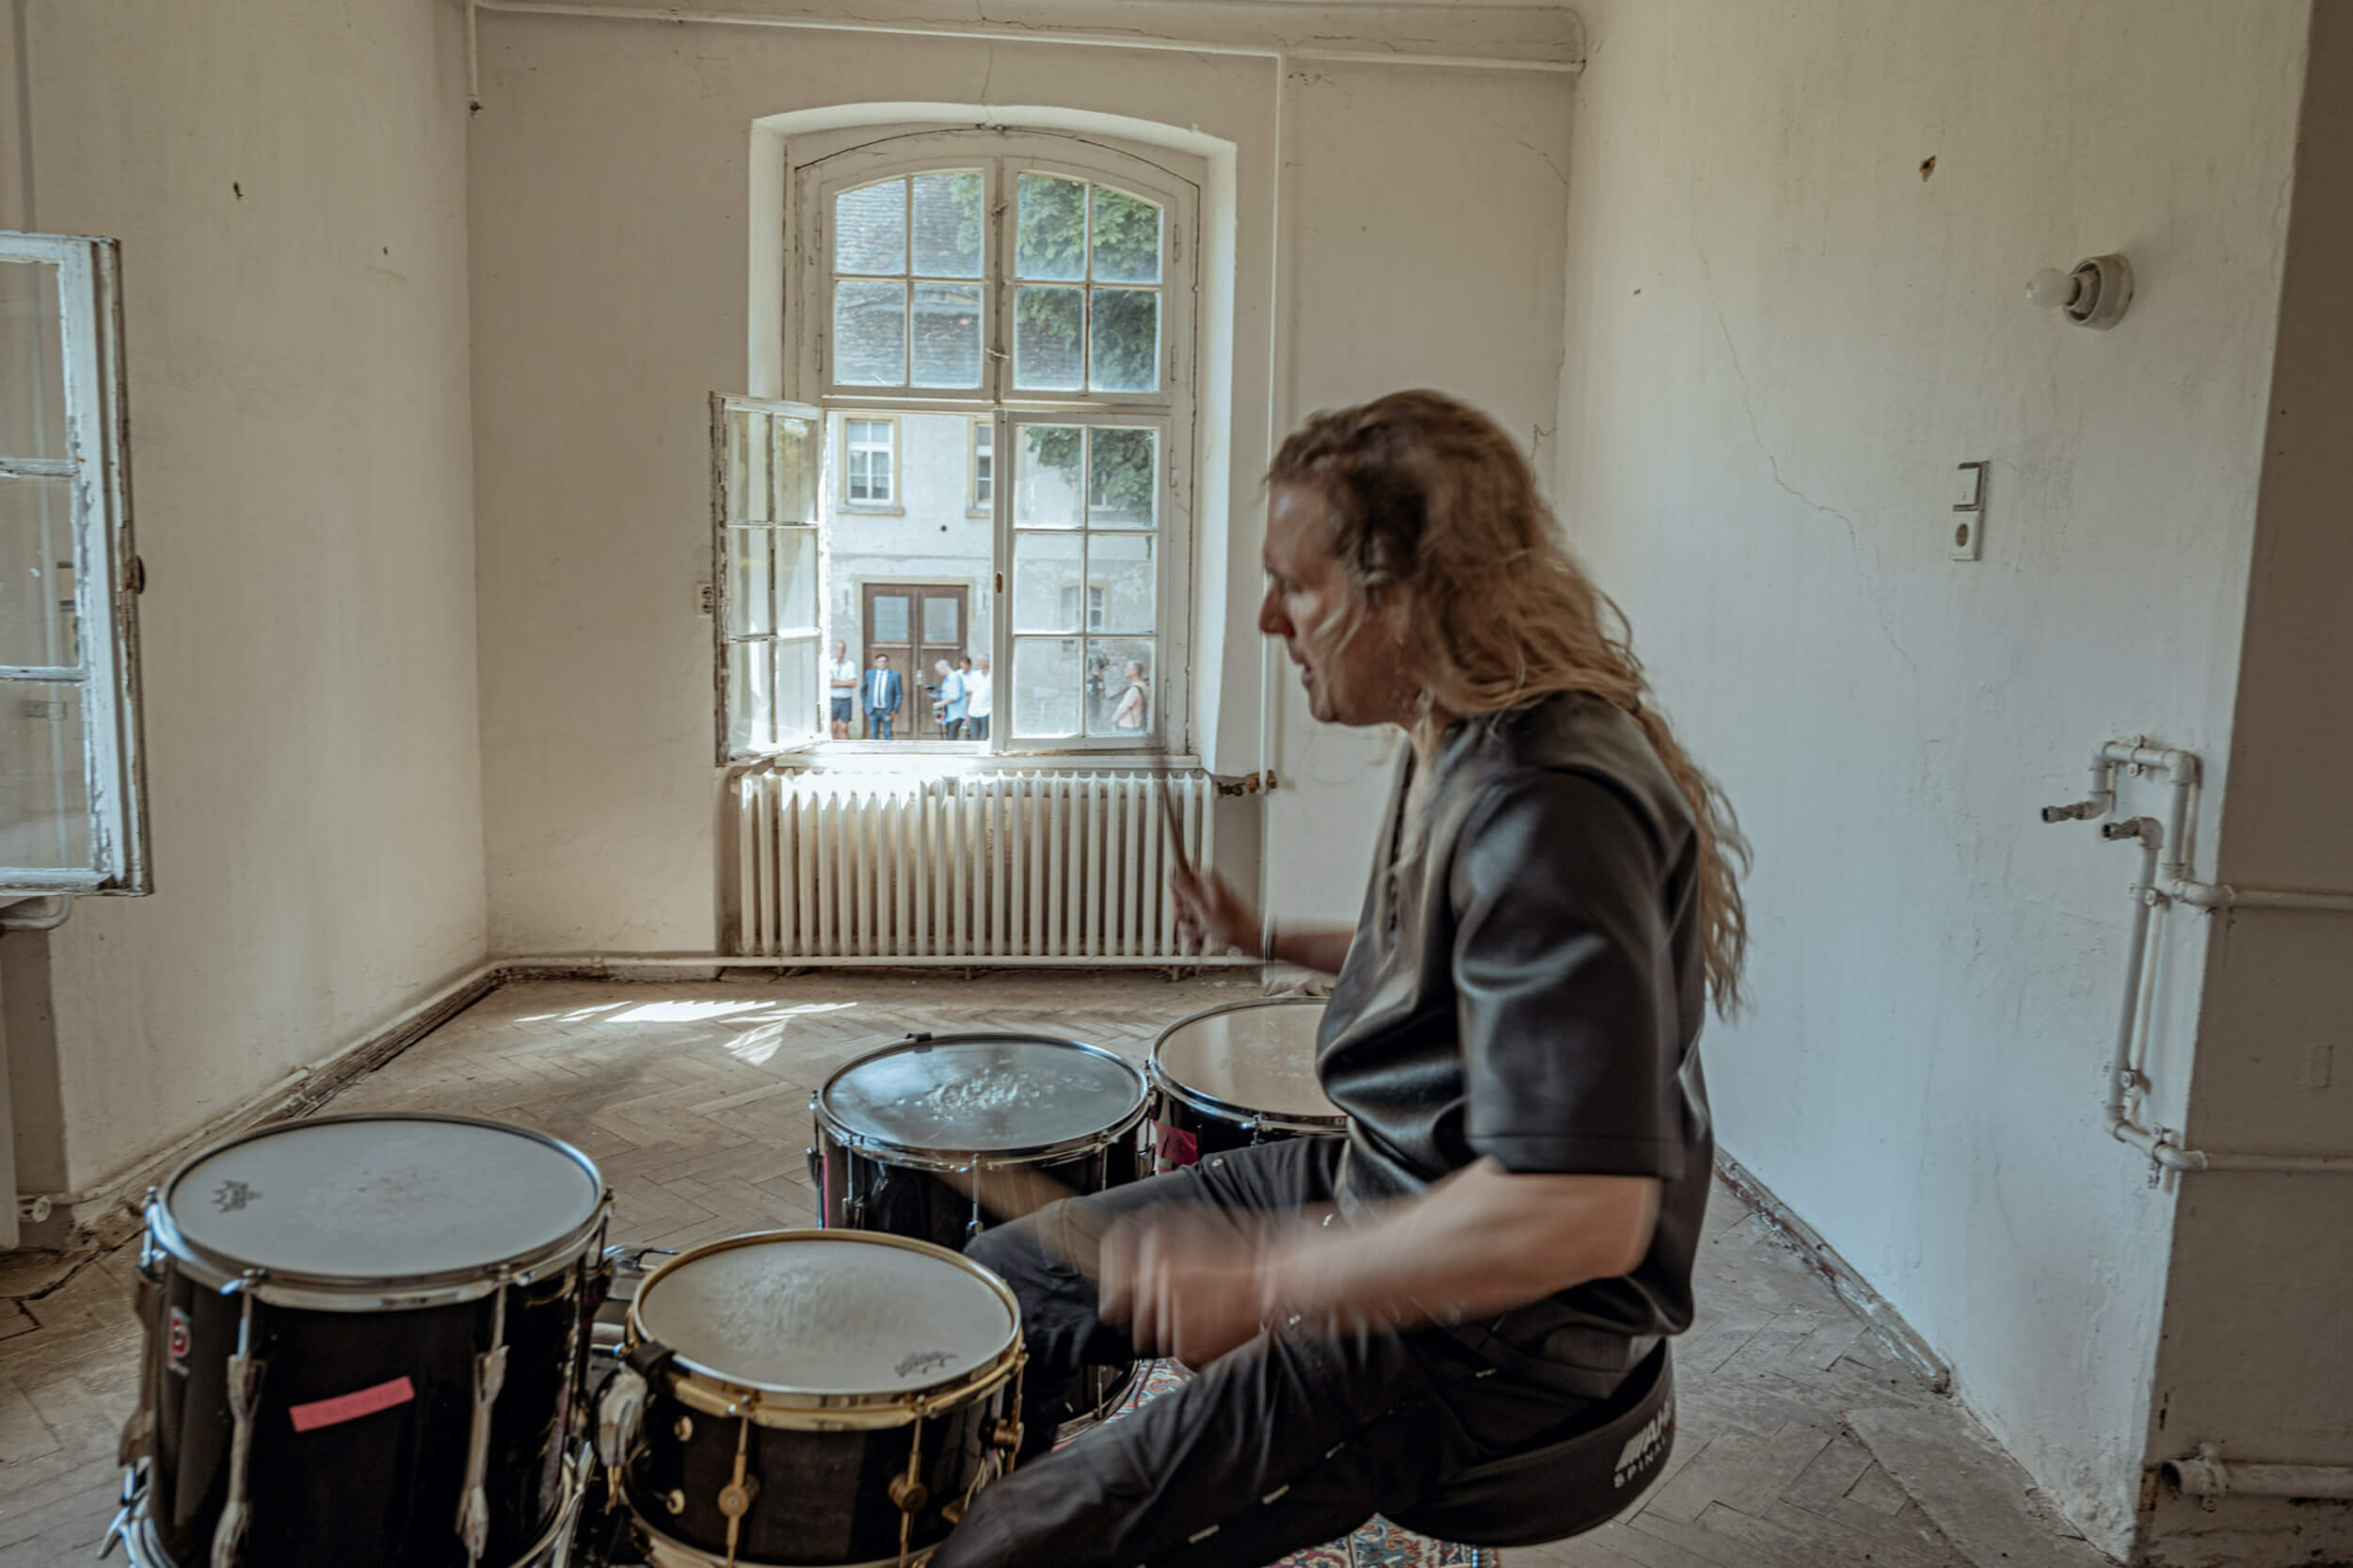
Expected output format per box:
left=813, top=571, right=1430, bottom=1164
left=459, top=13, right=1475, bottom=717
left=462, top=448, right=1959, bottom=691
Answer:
left=964, top=653, right=994, bottom=741
left=828, top=641, right=857, bottom=740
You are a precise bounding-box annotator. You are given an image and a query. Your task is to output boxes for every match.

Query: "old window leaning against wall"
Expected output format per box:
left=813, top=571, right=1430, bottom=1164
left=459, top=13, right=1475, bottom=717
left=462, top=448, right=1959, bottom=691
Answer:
left=750, top=132, right=1193, bottom=758
left=1, top=233, right=147, bottom=897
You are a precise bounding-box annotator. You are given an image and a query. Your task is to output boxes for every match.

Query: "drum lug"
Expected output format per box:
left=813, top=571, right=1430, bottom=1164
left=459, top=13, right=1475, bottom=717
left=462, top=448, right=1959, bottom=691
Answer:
left=717, top=1475, right=760, bottom=1518
left=663, top=1488, right=687, bottom=1515
left=673, top=1414, right=693, bottom=1441
left=990, top=1417, right=1023, bottom=1452
left=904, top=1032, right=934, bottom=1044
left=888, top=1475, right=929, bottom=1513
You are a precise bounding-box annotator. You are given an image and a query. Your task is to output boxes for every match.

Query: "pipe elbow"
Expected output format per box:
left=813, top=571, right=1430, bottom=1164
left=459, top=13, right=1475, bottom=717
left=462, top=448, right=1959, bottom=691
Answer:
left=2163, top=1446, right=2230, bottom=1498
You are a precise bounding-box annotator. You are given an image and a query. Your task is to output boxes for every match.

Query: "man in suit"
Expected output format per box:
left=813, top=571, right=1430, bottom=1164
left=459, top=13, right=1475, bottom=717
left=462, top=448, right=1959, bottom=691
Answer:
left=863, top=652, right=904, bottom=740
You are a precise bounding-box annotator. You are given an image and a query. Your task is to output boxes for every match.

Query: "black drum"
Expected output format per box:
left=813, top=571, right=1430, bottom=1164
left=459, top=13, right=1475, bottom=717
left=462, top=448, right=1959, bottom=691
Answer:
left=604, top=1230, right=1023, bottom=1568
left=115, top=1114, right=610, bottom=1568
left=809, top=1032, right=1148, bottom=1428
left=1149, top=998, right=1347, bottom=1169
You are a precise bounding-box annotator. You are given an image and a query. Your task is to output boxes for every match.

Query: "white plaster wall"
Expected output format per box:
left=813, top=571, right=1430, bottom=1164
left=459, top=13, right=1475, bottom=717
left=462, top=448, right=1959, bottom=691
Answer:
left=1550, top=1, right=2309, bottom=1551
left=9, top=0, right=488, bottom=1189
left=469, top=13, right=1569, bottom=951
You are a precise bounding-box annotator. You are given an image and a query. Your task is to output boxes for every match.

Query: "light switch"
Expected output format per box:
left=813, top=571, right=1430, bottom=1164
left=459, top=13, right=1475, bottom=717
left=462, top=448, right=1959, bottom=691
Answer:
left=1950, top=460, right=1987, bottom=562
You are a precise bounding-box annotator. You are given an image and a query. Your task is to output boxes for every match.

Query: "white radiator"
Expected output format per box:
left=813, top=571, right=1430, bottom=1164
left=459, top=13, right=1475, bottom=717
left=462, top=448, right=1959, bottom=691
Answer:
left=730, top=768, right=1237, bottom=964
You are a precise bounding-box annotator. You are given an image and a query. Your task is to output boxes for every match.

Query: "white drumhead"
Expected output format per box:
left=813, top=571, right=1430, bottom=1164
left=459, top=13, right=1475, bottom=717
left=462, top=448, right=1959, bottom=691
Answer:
left=1156, top=1000, right=1342, bottom=1124
left=637, top=1235, right=1015, bottom=1395
left=165, top=1118, right=601, bottom=1280
left=822, top=1035, right=1145, bottom=1155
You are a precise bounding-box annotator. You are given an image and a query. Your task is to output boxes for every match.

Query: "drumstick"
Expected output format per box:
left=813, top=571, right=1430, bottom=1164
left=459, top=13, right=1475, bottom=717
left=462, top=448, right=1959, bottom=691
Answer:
left=1159, top=787, right=1192, bottom=879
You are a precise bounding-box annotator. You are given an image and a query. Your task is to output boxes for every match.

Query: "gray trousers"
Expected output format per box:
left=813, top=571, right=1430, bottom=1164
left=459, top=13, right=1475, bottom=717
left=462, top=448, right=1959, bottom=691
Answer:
left=930, top=1139, right=1605, bottom=1568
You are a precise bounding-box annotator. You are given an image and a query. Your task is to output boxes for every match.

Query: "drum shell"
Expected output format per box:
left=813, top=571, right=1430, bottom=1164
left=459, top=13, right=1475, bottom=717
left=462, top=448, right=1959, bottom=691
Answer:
left=145, top=1254, right=590, bottom=1568
left=810, top=1126, right=1144, bottom=1249
left=1151, top=1084, right=1345, bottom=1167
left=627, top=1372, right=1006, bottom=1566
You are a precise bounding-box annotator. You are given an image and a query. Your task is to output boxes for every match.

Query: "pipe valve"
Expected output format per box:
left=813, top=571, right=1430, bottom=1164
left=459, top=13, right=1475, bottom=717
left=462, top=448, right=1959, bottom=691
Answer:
left=2041, top=799, right=2104, bottom=823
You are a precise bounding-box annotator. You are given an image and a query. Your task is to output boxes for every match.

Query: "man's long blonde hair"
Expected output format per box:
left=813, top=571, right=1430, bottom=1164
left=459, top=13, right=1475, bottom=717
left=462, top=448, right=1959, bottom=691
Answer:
left=1269, top=390, right=1750, bottom=1016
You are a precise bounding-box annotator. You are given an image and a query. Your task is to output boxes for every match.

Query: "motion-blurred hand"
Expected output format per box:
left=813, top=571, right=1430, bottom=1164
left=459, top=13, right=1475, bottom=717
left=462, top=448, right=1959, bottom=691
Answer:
left=1172, top=865, right=1259, bottom=957
left=1099, top=1215, right=1270, bottom=1368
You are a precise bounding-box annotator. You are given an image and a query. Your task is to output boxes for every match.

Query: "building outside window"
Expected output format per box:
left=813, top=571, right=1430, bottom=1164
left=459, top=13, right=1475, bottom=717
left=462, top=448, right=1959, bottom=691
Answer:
left=841, top=418, right=897, bottom=506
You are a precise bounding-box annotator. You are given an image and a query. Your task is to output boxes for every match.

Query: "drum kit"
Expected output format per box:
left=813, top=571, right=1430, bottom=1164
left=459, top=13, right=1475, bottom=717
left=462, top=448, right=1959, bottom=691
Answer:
left=102, top=998, right=1339, bottom=1568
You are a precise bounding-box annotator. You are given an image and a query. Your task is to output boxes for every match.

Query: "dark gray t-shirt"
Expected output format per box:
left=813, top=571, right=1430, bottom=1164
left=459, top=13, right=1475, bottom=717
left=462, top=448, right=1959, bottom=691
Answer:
left=1318, top=692, right=1712, bottom=1383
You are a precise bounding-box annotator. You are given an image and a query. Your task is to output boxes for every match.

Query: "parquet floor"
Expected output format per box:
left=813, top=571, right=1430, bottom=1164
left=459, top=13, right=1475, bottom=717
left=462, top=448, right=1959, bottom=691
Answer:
left=0, top=973, right=2105, bottom=1567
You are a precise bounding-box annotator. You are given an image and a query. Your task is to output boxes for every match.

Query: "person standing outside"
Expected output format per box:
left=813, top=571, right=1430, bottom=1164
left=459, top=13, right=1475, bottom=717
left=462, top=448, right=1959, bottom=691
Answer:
left=1111, top=660, right=1148, bottom=733
left=935, top=658, right=969, bottom=739
left=861, top=652, right=903, bottom=740
left=827, top=640, right=858, bottom=741
left=964, top=653, right=993, bottom=741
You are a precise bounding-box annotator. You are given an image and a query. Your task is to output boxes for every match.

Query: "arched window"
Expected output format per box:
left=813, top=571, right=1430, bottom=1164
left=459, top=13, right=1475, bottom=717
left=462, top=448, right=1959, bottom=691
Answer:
left=717, top=131, right=1196, bottom=760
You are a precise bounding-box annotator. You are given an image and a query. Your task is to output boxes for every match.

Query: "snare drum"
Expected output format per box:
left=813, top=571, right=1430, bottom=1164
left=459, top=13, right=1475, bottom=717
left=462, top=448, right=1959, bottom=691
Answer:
left=117, top=1114, right=610, bottom=1568
left=607, top=1230, right=1022, bottom=1567
left=1149, top=998, right=1347, bottom=1168
left=809, top=1032, right=1149, bottom=1250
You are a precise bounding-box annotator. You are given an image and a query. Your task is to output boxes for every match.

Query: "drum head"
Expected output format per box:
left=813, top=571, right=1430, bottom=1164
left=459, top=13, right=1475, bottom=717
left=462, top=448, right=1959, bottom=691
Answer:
left=820, top=1035, right=1146, bottom=1156
left=163, top=1116, right=601, bottom=1281
left=1154, top=1000, right=1342, bottom=1126
left=636, top=1234, right=1015, bottom=1396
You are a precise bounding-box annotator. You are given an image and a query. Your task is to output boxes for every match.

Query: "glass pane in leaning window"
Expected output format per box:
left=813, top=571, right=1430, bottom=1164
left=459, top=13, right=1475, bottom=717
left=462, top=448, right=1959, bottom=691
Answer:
left=1089, top=187, right=1162, bottom=285
left=1013, top=286, right=1083, bottom=392
left=1, top=475, right=78, bottom=668
left=1, top=681, right=92, bottom=869
left=777, top=529, right=819, bottom=632
left=1086, top=428, right=1157, bottom=528
left=728, top=526, right=773, bottom=638
left=1016, top=173, right=1088, bottom=281
left=776, top=638, right=819, bottom=739
left=773, top=415, right=820, bottom=523
left=1012, top=532, right=1082, bottom=632
left=0, top=260, right=68, bottom=457
left=911, top=282, right=983, bottom=389
left=835, top=180, right=907, bottom=275
left=834, top=280, right=907, bottom=386
left=726, top=408, right=771, bottom=521
left=1089, top=289, right=1160, bottom=395
left=1085, top=637, right=1155, bottom=738
left=1012, top=636, right=1081, bottom=737
left=910, top=171, right=984, bottom=278
left=1085, top=532, right=1155, bottom=634
left=727, top=641, right=766, bottom=755
left=1014, top=426, right=1083, bottom=527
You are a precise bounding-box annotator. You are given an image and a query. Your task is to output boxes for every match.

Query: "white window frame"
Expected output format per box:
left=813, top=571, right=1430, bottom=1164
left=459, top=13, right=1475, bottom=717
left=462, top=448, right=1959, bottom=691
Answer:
left=1, top=232, right=148, bottom=897
left=838, top=413, right=901, bottom=511
left=712, top=394, right=826, bottom=764
left=780, top=129, right=1197, bottom=759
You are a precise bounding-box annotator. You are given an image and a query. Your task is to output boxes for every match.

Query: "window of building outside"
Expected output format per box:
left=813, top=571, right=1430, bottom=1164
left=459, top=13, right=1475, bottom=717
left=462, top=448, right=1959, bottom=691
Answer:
left=715, top=131, right=1194, bottom=762
left=1, top=233, right=148, bottom=898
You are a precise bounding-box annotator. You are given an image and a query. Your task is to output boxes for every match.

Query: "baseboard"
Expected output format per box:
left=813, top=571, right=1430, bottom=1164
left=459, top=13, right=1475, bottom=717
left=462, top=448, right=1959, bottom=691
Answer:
left=1714, top=1149, right=1953, bottom=1394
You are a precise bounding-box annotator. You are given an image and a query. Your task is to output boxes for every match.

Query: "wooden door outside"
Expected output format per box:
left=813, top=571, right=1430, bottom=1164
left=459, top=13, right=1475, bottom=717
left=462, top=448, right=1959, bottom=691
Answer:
left=860, top=583, right=970, bottom=740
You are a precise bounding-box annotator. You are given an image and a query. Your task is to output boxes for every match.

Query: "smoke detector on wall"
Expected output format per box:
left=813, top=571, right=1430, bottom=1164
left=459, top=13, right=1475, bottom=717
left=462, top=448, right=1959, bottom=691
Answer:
left=2026, top=254, right=2134, bottom=329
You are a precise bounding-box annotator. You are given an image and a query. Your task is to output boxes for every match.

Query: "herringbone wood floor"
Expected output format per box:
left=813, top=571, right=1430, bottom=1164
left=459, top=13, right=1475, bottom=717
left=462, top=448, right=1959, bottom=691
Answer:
left=0, top=975, right=2088, bottom=1566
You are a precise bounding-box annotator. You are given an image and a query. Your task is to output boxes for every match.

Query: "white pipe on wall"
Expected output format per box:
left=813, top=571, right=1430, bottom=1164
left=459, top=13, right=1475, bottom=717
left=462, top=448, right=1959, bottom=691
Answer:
left=0, top=896, right=71, bottom=931
left=2164, top=1445, right=2353, bottom=1501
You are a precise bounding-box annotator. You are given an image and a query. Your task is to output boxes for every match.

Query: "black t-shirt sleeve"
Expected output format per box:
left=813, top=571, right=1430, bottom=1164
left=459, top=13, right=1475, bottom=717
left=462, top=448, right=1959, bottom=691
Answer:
left=1448, top=768, right=1685, bottom=1180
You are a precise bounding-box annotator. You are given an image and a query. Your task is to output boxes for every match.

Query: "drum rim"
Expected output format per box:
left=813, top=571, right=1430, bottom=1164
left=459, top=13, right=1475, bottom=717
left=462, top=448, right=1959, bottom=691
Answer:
left=148, top=1112, right=612, bottom=1304
left=814, top=1032, right=1151, bottom=1167
left=628, top=1226, right=1023, bottom=1416
left=1148, top=997, right=1347, bottom=1133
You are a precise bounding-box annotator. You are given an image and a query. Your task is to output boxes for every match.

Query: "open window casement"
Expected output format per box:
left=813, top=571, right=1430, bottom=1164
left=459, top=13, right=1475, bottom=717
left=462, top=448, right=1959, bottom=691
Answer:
left=1, top=232, right=148, bottom=897
left=712, top=394, right=824, bottom=763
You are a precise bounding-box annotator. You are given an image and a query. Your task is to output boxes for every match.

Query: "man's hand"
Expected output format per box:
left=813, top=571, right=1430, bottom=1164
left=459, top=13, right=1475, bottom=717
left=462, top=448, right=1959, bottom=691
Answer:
left=1172, top=866, right=1260, bottom=957
left=1099, top=1215, right=1272, bottom=1367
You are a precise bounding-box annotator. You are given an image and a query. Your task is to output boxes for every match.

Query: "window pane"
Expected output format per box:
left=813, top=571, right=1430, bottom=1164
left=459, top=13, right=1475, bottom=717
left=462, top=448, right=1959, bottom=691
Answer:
left=1016, top=173, right=1087, bottom=280
left=0, top=680, right=90, bottom=868
left=1014, top=426, right=1083, bottom=527
left=922, top=594, right=961, bottom=645
left=728, top=526, right=773, bottom=638
left=1011, top=637, right=1081, bottom=738
left=872, top=593, right=910, bottom=644
left=1, top=474, right=78, bottom=667
left=1087, top=427, right=1158, bottom=528
left=0, top=261, right=67, bottom=459
left=1012, top=532, right=1083, bottom=632
left=773, top=414, right=819, bottom=523
left=776, top=636, right=819, bottom=743
left=1085, top=638, right=1155, bottom=738
left=726, top=408, right=772, bottom=520
left=1088, top=289, right=1160, bottom=394
left=778, top=528, right=819, bottom=632
left=1013, top=286, right=1083, bottom=392
left=911, top=282, right=983, bottom=389
left=834, top=180, right=906, bottom=275
left=911, top=170, right=984, bottom=278
left=729, top=640, right=773, bottom=753
left=1086, top=533, right=1156, bottom=634
left=973, top=423, right=994, bottom=506
left=834, top=280, right=907, bottom=386
left=1090, top=187, right=1163, bottom=284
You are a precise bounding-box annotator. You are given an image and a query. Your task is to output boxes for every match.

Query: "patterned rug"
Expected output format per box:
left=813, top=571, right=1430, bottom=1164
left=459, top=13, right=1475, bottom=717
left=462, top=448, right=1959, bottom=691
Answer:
left=1087, top=1361, right=1499, bottom=1568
